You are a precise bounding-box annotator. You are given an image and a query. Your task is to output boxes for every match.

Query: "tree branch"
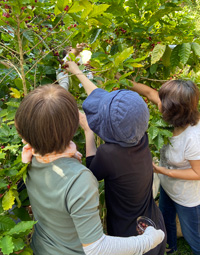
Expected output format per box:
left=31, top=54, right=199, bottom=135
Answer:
left=24, top=14, right=66, bottom=54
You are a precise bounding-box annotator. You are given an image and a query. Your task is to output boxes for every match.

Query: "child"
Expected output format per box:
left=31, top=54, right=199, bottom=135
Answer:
left=15, top=84, right=164, bottom=255
left=65, top=61, right=167, bottom=255
left=129, top=79, right=200, bottom=254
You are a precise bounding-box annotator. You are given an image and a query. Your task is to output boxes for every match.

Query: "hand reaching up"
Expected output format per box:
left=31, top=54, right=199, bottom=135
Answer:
left=79, top=111, right=91, bottom=133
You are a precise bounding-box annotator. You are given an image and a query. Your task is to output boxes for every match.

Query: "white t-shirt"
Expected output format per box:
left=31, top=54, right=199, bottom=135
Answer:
left=159, top=121, right=200, bottom=207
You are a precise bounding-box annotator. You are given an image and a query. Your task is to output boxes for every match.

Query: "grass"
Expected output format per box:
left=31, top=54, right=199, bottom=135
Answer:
left=171, top=237, right=193, bottom=255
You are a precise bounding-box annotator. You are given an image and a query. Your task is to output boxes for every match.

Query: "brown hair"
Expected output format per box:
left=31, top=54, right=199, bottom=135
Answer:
left=158, top=80, right=200, bottom=127
left=15, top=84, right=79, bottom=156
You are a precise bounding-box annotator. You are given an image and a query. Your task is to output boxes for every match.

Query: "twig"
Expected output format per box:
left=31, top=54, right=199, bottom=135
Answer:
left=140, top=77, right=168, bottom=82
left=24, top=14, right=66, bottom=54
left=0, top=68, right=14, bottom=84
left=0, top=42, right=19, bottom=55
left=25, top=36, right=72, bottom=75
left=1, top=59, right=21, bottom=79
left=34, top=65, right=37, bottom=88
left=16, top=16, right=27, bottom=95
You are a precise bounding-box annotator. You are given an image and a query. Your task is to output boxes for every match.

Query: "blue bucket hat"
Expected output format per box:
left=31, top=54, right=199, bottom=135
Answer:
left=82, top=88, right=149, bottom=147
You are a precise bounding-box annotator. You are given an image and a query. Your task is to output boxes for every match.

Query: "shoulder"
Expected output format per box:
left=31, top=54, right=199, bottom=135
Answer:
left=96, top=143, right=123, bottom=156
left=184, top=122, right=200, bottom=141
left=32, top=157, right=96, bottom=183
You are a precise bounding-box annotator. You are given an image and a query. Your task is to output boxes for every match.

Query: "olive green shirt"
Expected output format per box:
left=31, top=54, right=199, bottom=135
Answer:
left=26, top=157, right=103, bottom=255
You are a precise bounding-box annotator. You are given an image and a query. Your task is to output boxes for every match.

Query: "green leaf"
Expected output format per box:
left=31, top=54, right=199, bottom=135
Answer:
left=14, top=78, right=23, bottom=90
left=104, top=80, right=118, bottom=92
left=90, top=28, right=102, bottom=44
left=0, top=109, right=8, bottom=118
left=0, top=235, right=14, bottom=255
left=63, top=14, right=74, bottom=27
left=119, top=71, right=134, bottom=81
left=12, top=207, right=32, bottom=221
left=0, top=215, right=15, bottom=231
left=68, top=2, right=85, bottom=13
left=160, top=129, right=173, bottom=138
left=12, top=238, right=25, bottom=252
left=20, top=247, right=33, bottom=255
left=6, top=101, right=20, bottom=108
left=0, top=179, right=7, bottom=189
left=114, top=47, right=134, bottom=66
left=126, top=54, right=149, bottom=63
left=13, top=190, right=21, bottom=208
left=0, top=152, right=6, bottom=159
left=54, top=5, right=61, bottom=16
left=56, top=0, right=70, bottom=12
left=170, top=45, right=180, bottom=67
left=16, top=164, right=28, bottom=178
left=22, top=30, right=35, bottom=44
left=162, top=45, right=171, bottom=67
left=179, top=43, right=191, bottom=65
left=0, top=124, right=10, bottom=137
left=89, top=4, right=110, bottom=18
left=154, top=133, right=165, bottom=150
left=150, top=64, right=158, bottom=74
left=81, top=6, right=93, bottom=19
left=5, top=221, right=36, bottom=236
left=2, top=189, right=15, bottom=211
left=151, top=44, right=166, bottom=64
left=191, top=42, right=200, bottom=57
left=148, top=126, right=159, bottom=140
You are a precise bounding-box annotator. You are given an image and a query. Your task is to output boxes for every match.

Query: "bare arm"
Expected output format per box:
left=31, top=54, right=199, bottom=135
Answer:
left=115, top=73, right=160, bottom=105
left=65, top=61, right=97, bottom=95
left=129, top=80, right=160, bottom=105
left=153, top=160, right=200, bottom=180
left=79, top=111, right=97, bottom=157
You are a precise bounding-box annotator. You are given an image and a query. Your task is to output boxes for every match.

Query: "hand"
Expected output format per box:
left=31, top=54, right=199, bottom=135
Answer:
left=56, top=71, right=69, bottom=90
left=64, top=61, right=81, bottom=75
left=79, top=111, right=92, bottom=132
left=153, top=162, right=168, bottom=175
left=144, top=226, right=165, bottom=249
left=69, top=43, right=87, bottom=56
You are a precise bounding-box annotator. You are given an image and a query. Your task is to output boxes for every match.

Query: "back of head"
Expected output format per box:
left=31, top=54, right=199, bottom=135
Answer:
left=15, top=85, right=79, bottom=156
left=83, top=88, right=149, bottom=147
left=159, top=80, right=200, bottom=127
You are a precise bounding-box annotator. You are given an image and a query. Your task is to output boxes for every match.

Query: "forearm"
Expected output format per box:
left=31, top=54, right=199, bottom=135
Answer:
left=75, top=71, right=97, bottom=95
left=83, top=227, right=164, bottom=255
left=84, top=130, right=97, bottom=157
left=129, top=80, right=160, bottom=105
left=156, top=167, right=200, bottom=180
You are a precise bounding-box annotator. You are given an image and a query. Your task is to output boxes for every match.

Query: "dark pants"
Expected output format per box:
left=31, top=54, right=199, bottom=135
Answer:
left=159, top=186, right=200, bottom=255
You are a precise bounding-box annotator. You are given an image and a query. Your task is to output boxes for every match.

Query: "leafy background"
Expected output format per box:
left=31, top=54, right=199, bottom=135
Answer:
left=1, top=0, right=200, bottom=254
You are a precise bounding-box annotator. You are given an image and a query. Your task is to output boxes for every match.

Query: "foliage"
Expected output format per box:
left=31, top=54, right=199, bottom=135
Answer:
left=1, top=0, right=200, bottom=253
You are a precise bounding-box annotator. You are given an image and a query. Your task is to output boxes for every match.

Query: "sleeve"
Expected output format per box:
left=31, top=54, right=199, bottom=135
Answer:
left=83, top=227, right=165, bottom=255
left=66, top=170, right=103, bottom=244
left=86, top=155, right=95, bottom=168
left=185, top=133, right=200, bottom=160
left=88, top=146, right=109, bottom=181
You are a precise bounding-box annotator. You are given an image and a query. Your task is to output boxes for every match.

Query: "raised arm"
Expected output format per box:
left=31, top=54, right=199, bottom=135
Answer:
left=115, top=73, right=160, bottom=105
left=129, top=80, right=160, bottom=105
left=79, top=111, right=96, bottom=157
left=65, top=61, right=97, bottom=95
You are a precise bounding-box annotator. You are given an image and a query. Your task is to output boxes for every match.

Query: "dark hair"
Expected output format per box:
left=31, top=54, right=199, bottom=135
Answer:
left=158, top=80, right=200, bottom=127
left=15, top=84, right=79, bottom=156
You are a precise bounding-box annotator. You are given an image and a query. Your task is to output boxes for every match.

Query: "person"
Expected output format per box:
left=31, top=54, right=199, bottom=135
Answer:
left=56, top=43, right=92, bottom=91
left=14, top=84, right=165, bottom=255
left=64, top=61, right=167, bottom=255
left=129, top=79, right=200, bottom=254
